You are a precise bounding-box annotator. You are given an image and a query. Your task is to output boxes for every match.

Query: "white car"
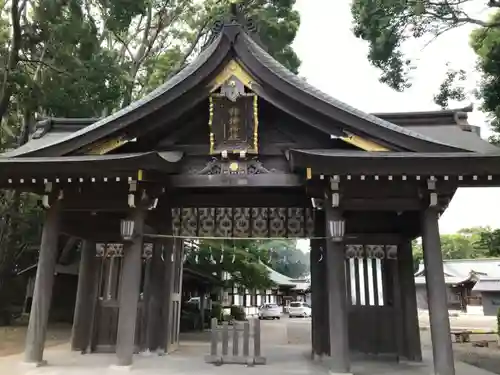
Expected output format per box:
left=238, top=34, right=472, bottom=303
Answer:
left=258, top=304, right=282, bottom=320
left=288, top=302, right=311, bottom=318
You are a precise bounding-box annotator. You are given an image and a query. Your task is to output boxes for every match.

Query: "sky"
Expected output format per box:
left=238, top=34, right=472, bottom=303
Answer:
left=291, top=0, right=500, bottom=253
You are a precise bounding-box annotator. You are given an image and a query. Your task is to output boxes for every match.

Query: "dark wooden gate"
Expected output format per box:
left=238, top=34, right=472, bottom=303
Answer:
left=345, top=245, right=401, bottom=357
left=90, top=246, right=148, bottom=353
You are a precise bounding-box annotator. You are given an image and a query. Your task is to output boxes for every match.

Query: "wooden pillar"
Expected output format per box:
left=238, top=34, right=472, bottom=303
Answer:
left=115, top=208, right=145, bottom=367
left=422, top=207, right=455, bottom=375
left=71, top=240, right=98, bottom=352
left=145, top=242, right=164, bottom=352
left=159, top=237, right=175, bottom=354
left=310, top=209, right=324, bottom=359
left=398, top=239, right=422, bottom=361
left=24, top=202, right=61, bottom=365
left=199, top=286, right=206, bottom=331
left=324, top=204, right=350, bottom=373
left=170, top=239, right=184, bottom=351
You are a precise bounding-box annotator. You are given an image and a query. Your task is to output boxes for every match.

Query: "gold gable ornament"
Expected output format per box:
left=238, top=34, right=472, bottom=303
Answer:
left=209, top=72, right=259, bottom=155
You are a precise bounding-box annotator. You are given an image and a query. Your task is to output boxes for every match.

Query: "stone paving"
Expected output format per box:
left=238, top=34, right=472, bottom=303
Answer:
left=0, top=317, right=497, bottom=375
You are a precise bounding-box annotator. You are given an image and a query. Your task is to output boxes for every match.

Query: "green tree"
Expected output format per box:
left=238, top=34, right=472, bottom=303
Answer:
left=260, top=239, right=309, bottom=279
left=0, top=0, right=303, bottom=321
left=185, top=239, right=273, bottom=290
left=470, top=12, right=500, bottom=141
left=412, top=226, right=496, bottom=271
left=350, top=0, right=500, bottom=131
left=475, top=227, right=500, bottom=256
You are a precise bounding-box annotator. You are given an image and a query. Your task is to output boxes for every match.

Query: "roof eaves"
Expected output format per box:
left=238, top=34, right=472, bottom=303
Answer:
left=10, top=32, right=229, bottom=157
left=238, top=33, right=466, bottom=152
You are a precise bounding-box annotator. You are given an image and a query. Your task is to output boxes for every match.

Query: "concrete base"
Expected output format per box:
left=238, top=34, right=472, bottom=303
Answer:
left=204, top=355, right=267, bottom=366
left=109, top=364, right=133, bottom=371
left=19, top=360, right=48, bottom=368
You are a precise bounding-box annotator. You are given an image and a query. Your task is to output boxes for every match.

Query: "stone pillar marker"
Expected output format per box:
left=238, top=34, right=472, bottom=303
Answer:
left=422, top=206, right=455, bottom=375
left=71, top=240, right=98, bottom=352
left=24, top=201, right=61, bottom=365
left=324, top=202, right=351, bottom=374
left=114, top=208, right=146, bottom=367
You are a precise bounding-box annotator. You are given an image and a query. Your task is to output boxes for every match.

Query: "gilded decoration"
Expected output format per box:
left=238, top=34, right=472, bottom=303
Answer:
left=341, top=133, right=389, bottom=152
left=170, top=207, right=314, bottom=238
left=209, top=94, right=259, bottom=154
left=209, top=60, right=255, bottom=92
left=189, top=159, right=274, bottom=175
left=84, top=136, right=129, bottom=155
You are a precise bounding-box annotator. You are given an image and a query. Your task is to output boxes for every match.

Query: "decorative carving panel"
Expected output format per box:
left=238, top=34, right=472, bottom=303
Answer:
left=251, top=207, right=269, bottom=237
left=269, top=208, right=286, bottom=237
left=345, top=245, right=398, bottom=260
left=182, top=208, right=198, bottom=237
left=287, top=208, right=304, bottom=237
left=170, top=207, right=313, bottom=238
left=95, top=243, right=153, bottom=258
left=233, top=207, right=250, bottom=237
left=198, top=208, right=216, bottom=236
left=172, top=208, right=181, bottom=237
left=215, top=208, right=233, bottom=237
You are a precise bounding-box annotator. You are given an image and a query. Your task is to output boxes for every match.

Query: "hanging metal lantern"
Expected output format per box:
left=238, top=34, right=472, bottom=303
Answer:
left=328, top=218, right=345, bottom=242
left=120, top=219, right=135, bottom=241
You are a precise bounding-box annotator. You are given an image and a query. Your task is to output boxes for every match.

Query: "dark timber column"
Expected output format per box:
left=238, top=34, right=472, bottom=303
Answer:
left=159, top=237, right=175, bottom=354
left=324, top=201, right=350, bottom=373
left=320, top=235, right=330, bottom=356
left=115, top=208, right=146, bottom=367
left=145, top=242, right=164, bottom=351
left=310, top=220, right=321, bottom=359
left=398, top=239, right=422, bottom=361
left=71, top=240, right=98, bottom=352
left=199, top=286, right=206, bottom=331
left=422, top=206, right=455, bottom=375
left=24, top=201, right=61, bottom=365
left=311, top=209, right=329, bottom=358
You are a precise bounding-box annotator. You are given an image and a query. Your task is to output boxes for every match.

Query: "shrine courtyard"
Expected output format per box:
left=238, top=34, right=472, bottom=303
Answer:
left=0, top=319, right=497, bottom=375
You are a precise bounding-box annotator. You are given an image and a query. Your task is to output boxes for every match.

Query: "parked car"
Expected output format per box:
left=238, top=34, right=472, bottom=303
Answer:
left=288, top=302, right=311, bottom=318
left=258, top=304, right=282, bottom=320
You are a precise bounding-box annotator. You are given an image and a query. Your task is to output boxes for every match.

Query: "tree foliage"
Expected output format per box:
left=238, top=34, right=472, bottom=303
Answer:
left=350, top=0, right=500, bottom=129
left=184, top=239, right=309, bottom=290
left=260, top=239, right=309, bottom=279
left=412, top=226, right=500, bottom=271
left=0, top=0, right=302, bottom=322
left=185, top=239, right=274, bottom=290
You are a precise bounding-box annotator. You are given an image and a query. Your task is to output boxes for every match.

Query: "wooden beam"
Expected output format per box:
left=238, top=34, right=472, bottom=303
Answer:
left=343, top=233, right=403, bottom=244
left=341, top=197, right=421, bottom=211
left=167, top=173, right=304, bottom=188
left=159, top=191, right=309, bottom=208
